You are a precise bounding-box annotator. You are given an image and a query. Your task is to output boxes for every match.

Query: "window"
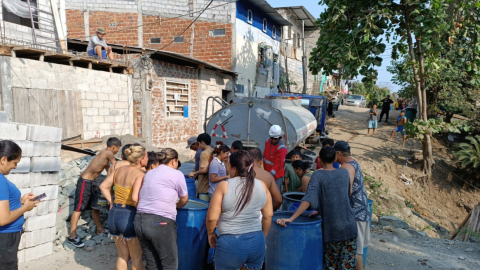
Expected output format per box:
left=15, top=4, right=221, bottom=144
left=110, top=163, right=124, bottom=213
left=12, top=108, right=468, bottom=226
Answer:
left=262, top=18, right=267, bottom=33
left=174, top=36, right=184, bottom=43
left=272, top=26, right=276, bottom=38
left=247, top=9, right=253, bottom=24
left=210, top=28, right=226, bottom=37
left=165, top=81, right=190, bottom=118
left=3, top=0, right=38, bottom=29
left=150, top=37, right=161, bottom=44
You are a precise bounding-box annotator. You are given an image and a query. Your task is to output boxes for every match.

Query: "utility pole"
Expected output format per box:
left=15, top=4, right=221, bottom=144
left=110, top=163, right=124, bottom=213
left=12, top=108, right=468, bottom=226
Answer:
left=302, top=20, right=307, bottom=94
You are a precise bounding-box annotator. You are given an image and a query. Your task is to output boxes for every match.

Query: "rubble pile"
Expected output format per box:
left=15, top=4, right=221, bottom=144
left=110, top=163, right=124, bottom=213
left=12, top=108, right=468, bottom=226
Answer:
left=54, top=156, right=113, bottom=252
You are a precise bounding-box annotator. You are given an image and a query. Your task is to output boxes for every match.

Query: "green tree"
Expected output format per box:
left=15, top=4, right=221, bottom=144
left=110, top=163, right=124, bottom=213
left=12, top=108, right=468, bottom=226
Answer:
left=453, top=135, right=480, bottom=184
left=309, top=0, right=480, bottom=179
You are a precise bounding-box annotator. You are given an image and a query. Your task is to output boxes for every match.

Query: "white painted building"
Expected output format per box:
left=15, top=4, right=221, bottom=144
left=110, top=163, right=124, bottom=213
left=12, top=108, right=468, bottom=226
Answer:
left=234, top=0, right=290, bottom=98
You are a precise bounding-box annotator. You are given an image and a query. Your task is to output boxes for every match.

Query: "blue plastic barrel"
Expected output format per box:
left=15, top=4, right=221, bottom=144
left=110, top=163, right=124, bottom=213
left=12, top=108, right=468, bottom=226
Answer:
left=281, top=192, right=305, bottom=211
left=363, top=199, right=374, bottom=267
left=266, top=211, right=323, bottom=270
left=184, top=176, right=196, bottom=199
left=177, top=200, right=209, bottom=270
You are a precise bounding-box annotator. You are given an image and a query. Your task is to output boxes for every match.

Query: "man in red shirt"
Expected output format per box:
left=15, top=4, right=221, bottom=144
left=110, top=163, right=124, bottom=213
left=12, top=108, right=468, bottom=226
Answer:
left=263, top=125, right=288, bottom=194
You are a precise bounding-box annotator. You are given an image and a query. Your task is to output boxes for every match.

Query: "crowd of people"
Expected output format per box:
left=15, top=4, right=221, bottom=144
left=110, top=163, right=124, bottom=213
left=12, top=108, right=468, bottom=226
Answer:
left=0, top=122, right=372, bottom=270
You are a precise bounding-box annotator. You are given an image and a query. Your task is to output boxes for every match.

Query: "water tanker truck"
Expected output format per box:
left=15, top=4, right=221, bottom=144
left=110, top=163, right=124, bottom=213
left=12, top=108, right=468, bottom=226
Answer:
left=204, top=96, right=318, bottom=154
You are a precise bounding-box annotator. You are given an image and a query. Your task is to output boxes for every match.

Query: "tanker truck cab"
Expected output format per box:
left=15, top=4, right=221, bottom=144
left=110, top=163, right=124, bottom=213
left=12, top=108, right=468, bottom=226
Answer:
left=204, top=96, right=318, bottom=156
left=268, top=94, right=329, bottom=145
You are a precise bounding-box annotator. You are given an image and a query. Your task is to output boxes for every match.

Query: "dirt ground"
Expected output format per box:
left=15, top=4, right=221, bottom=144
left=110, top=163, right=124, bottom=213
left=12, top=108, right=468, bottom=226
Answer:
left=20, top=105, right=480, bottom=270
left=328, top=106, right=479, bottom=239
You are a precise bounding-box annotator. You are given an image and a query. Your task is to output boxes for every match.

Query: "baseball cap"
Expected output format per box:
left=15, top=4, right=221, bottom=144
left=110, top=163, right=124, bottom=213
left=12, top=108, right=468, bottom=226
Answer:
left=186, top=136, right=197, bottom=149
left=334, top=141, right=350, bottom=152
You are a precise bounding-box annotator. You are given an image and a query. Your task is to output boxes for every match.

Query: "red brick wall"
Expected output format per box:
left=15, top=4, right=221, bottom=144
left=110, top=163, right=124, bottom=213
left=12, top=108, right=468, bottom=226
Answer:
left=133, top=101, right=142, bottom=137
left=149, top=60, right=199, bottom=146
left=66, top=11, right=233, bottom=69
left=66, top=10, right=84, bottom=39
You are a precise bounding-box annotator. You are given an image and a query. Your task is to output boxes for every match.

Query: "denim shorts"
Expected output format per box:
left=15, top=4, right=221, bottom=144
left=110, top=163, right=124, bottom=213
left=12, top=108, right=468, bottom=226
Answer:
left=215, top=231, right=265, bottom=270
left=108, top=204, right=137, bottom=239
left=368, top=120, right=378, bottom=129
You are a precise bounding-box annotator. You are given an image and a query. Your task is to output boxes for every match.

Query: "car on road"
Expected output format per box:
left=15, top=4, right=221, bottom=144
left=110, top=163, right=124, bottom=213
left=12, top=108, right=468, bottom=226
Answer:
left=343, top=95, right=367, bottom=107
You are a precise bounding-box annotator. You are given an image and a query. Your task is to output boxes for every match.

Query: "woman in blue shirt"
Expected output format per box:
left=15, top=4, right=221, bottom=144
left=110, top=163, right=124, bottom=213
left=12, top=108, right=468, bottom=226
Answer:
left=0, top=140, right=39, bottom=269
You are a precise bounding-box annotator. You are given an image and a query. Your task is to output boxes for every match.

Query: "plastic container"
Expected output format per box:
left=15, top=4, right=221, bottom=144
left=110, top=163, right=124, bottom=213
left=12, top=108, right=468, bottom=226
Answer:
left=363, top=199, right=374, bottom=267
left=281, top=192, right=305, bottom=211
left=184, top=176, right=196, bottom=199
left=266, top=211, right=323, bottom=270
left=177, top=200, right=209, bottom=270
left=289, top=202, right=314, bottom=215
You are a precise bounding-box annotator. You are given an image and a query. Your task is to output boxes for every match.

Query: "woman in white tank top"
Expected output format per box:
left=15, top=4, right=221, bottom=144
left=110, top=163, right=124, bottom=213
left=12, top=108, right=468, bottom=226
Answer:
left=206, top=150, right=273, bottom=270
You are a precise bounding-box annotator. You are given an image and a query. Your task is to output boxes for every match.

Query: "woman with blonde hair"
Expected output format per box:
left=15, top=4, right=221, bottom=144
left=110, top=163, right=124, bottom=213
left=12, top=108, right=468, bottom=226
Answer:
left=134, top=148, right=189, bottom=270
left=100, top=144, right=148, bottom=270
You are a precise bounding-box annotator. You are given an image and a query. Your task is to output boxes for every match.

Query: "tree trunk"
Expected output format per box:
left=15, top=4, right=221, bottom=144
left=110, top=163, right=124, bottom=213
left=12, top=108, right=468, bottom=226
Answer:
left=445, top=112, right=454, bottom=123
left=403, top=5, right=433, bottom=179
left=416, top=38, right=434, bottom=180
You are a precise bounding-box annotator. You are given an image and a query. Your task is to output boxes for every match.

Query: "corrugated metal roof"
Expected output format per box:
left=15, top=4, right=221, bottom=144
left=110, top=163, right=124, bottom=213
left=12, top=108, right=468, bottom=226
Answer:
left=67, top=38, right=237, bottom=76
left=244, top=0, right=292, bottom=26
left=275, top=6, right=317, bottom=29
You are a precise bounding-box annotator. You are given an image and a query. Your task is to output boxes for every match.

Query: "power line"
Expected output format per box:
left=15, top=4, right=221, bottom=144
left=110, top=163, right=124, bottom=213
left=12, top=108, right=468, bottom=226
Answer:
left=30, top=1, right=236, bottom=47
left=159, top=0, right=213, bottom=50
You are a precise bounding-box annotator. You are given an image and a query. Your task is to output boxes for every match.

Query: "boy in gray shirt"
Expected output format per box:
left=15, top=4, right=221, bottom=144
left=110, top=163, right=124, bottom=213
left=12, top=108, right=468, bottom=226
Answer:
left=277, top=146, right=357, bottom=269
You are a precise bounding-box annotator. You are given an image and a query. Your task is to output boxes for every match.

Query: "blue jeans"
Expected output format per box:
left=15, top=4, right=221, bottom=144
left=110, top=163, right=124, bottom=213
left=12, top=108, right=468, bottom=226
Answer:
left=107, top=204, right=137, bottom=239
left=215, top=231, right=265, bottom=270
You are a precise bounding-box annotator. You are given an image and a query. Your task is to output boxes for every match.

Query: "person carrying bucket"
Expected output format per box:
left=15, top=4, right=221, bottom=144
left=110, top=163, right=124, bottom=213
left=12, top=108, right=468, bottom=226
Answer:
left=263, top=125, right=288, bottom=194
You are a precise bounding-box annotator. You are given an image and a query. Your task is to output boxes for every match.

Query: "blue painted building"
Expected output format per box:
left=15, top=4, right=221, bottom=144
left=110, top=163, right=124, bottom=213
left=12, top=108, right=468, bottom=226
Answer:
left=233, top=0, right=290, bottom=98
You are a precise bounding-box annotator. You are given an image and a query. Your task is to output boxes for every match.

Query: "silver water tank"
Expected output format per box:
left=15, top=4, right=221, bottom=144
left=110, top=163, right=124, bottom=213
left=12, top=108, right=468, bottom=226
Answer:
left=205, top=97, right=317, bottom=153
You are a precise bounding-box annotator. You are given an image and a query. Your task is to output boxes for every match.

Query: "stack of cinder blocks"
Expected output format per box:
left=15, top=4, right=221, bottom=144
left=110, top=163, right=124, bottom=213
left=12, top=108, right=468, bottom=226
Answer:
left=0, top=119, right=62, bottom=263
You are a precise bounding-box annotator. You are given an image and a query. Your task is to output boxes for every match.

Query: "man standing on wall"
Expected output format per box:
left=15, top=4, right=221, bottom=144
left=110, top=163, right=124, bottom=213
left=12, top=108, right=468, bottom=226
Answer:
left=263, top=125, right=288, bottom=194
left=87, top=28, right=114, bottom=60
left=189, top=133, right=213, bottom=202
left=68, top=137, right=121, bottom=248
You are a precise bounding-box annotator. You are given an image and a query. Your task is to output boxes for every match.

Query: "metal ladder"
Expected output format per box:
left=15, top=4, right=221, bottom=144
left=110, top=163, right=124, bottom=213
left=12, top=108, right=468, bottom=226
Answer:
left=203, top=96, right=229, bottom=131
left=26, top=0, right=58, bottom=51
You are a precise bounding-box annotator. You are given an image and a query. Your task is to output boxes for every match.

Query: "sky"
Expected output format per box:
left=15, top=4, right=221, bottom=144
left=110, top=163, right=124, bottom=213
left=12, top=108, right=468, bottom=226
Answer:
left=267, top=0, right=400, bottom=92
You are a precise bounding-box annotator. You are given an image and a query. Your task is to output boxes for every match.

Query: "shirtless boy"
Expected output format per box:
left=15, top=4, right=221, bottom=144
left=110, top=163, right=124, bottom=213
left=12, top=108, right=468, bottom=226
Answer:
left=68, top=137, right=121, bottom=248
left=248, top=148, right=283, bottom=210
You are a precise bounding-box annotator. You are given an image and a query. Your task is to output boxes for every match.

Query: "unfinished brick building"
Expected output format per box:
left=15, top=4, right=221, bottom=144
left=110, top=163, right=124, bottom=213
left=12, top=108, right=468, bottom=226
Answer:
left=64, top=0, right=291, bottom=98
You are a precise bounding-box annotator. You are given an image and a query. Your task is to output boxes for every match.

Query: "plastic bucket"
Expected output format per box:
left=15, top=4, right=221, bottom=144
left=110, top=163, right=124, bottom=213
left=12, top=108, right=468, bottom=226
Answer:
left=177, top=200, right=209, bottom=270
left=281, top=192, right=305, bottom=211
left=266, top=211, right=323, bottom=270
left=289, top=202, right=314, bottom=215
left=363, top=199, right=374, bottom=267
left=184, top=176, right=196, bottom=199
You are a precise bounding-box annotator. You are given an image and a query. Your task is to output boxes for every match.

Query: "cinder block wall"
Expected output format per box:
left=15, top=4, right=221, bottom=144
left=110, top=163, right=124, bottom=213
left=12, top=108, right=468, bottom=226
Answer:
left=0, top=56, right=133, bottom=140
left=0, top=121, right=62, bottom=263
left=0, top=0, right=59, bottom=49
